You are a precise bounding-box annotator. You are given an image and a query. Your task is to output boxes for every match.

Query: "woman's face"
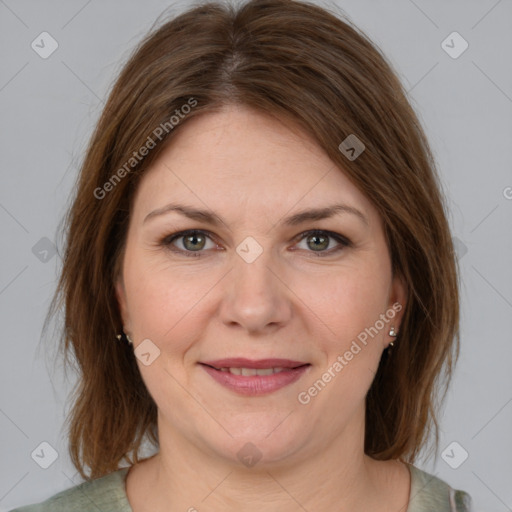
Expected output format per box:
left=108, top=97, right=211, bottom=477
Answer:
left=116, top=105, right=406, bottom=467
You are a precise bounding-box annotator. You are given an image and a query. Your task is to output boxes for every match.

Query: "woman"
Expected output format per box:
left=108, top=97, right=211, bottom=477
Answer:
left=11, top=0, right=473, bottom=510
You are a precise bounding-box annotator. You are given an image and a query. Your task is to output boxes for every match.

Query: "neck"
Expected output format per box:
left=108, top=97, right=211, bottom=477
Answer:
left=130, top=408, right=401, bottom=512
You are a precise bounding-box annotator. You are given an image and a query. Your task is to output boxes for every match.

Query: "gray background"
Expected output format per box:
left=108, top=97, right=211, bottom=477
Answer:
left=1, top=0, right=511, bottom=510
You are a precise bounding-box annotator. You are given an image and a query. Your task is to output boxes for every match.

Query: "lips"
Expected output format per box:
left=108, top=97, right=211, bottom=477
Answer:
left=201, top=358, right=308, bottom=370
left=199, top=358, right=311, bottom=395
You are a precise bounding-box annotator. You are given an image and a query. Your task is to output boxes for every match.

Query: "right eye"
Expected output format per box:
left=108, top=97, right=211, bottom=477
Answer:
left=159, top=229, right=220, bottom=257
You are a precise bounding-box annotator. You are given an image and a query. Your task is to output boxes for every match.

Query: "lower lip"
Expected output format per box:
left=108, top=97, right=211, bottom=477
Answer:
left=200, top=364, right=310, bottom=395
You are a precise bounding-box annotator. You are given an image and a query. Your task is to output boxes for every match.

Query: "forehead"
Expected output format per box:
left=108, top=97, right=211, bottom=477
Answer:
left=131, top=105, right=378, bottom=226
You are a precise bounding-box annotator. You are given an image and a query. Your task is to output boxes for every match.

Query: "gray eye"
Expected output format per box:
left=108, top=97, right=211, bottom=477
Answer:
left=171, top=231, right=216, bottom=252
left=305, top=233, right=330, bottom=251
left=181, top=232, right=206, bottom=251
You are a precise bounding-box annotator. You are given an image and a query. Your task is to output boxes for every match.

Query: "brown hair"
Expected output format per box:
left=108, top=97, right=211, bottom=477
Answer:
left=46, top=0, right=460, bottom=479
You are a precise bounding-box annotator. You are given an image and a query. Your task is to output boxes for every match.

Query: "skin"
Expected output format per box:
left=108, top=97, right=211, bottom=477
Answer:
left=116, top=104, right=410, bottom=512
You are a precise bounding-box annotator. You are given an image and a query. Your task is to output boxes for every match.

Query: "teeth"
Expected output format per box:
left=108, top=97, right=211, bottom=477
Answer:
left=219, top=367, right=287, bottom=376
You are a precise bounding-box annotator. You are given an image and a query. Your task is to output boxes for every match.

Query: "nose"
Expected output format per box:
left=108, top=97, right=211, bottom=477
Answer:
left=218, top=247, right=292, bottom=334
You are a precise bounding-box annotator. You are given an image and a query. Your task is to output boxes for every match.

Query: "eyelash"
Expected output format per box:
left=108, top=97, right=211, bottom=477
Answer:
left=158, top=229, right=352, bottom=258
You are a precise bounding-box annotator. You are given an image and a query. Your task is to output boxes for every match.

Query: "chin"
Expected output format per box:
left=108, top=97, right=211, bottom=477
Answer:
left=204, top=419, right=312, bottom=470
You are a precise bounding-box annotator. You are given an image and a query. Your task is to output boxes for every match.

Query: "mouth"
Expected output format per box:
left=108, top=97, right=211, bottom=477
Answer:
left=200, top=365, right=309, bottom=376
left=198, top=358, right=311, bottom=395
left=201, top=357, right=309, bottom=372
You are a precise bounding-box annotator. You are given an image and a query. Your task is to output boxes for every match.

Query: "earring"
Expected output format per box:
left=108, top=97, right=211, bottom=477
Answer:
left=116, top=332, right=133, bottom=344
left=388, top=326, right=398, bottom=347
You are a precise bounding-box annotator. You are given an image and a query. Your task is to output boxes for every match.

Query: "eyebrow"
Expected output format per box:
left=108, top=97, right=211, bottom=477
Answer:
left=143, top=202, right=369, bottom=227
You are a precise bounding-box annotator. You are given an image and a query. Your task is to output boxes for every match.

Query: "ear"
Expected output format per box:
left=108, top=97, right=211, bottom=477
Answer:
left=115, top=275, right=132, bottom=333
left=388, top=271, right=407, bottom=333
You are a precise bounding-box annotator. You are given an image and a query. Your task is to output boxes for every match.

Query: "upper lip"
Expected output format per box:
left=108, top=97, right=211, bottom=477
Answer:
left=201, top=358, right=309, bottom=369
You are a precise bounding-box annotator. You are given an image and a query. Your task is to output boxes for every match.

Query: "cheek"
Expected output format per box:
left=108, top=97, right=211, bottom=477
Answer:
left=122, top=257, right=215, bottom=402
left=298, top=265, right=391, bottom=411
left=297, top=260, right=391, bottom=346
left=123, top=253, right=219, bottom=350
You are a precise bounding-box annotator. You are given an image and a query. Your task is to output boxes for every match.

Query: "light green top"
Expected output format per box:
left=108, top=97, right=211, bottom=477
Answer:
left=9, top=463, right=473, bottom=511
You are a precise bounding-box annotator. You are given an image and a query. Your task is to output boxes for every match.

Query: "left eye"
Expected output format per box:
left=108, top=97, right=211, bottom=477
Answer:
left=160, top=229, right=350, bottom=257
left=293, top=230, right=350, bottom=255
left=163, top=230, right=217, bottom=255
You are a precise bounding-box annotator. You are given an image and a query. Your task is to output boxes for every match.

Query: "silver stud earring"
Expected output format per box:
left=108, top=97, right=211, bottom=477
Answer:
left=116, top=332, right=133, bottom=344
left=388, top=326, right=398, bottom=347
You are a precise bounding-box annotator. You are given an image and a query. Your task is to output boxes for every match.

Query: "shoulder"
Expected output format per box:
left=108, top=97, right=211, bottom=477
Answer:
left=407, top=464, right=473, bottom=512
left=8, top=467, right=132, bottom=512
